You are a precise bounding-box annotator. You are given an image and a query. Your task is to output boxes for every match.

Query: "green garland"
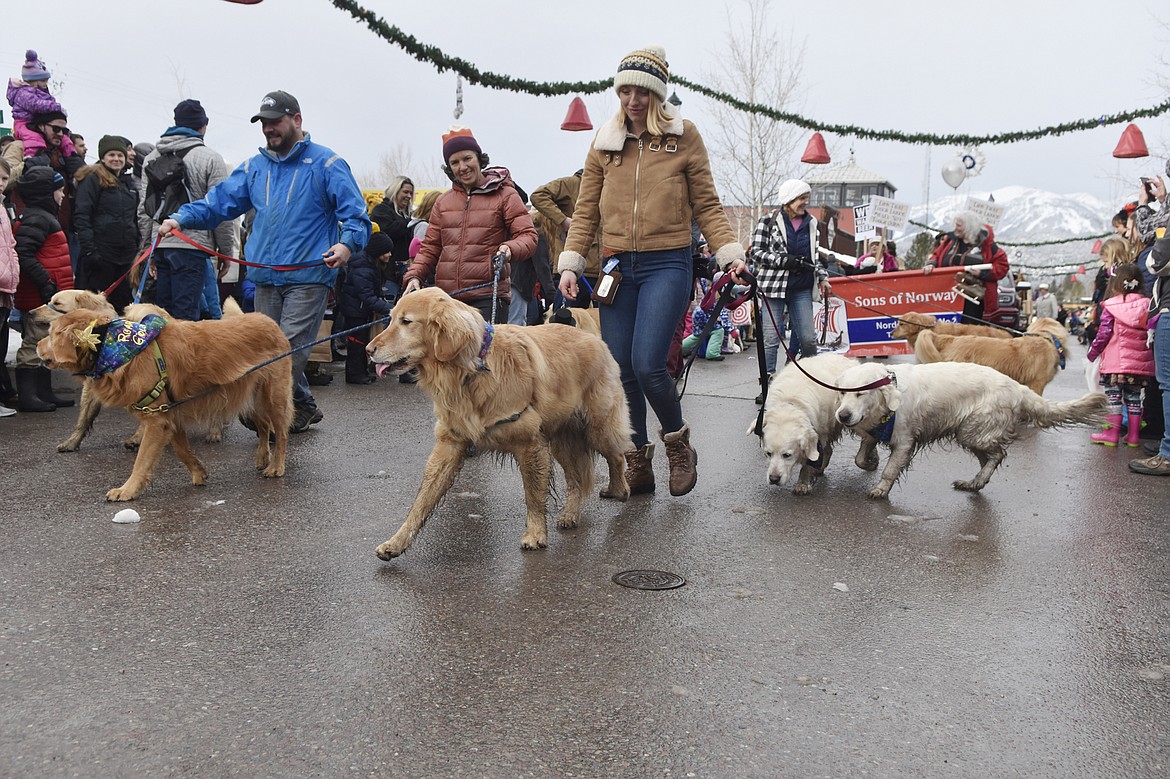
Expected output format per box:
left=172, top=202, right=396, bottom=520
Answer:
left=330, top=0, right=1170, bottom=146
left=907, top=219, right=1111, bottom=247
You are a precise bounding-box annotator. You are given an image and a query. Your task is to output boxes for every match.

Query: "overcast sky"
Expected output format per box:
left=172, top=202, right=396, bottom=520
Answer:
left=3, top=0, right=1168, bottom=216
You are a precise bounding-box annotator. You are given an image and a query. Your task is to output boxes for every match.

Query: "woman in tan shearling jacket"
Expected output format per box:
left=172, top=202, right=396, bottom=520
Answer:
left=557, top=45, right=748, bottom=498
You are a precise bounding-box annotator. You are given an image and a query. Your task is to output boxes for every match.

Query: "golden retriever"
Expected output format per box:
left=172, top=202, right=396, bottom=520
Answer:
left=366, top=288, right=632, bottom=560
left=754, top=353, right=877, bottom=494
left=543, top=305, right=602, bottom=337
left=835, top=361, right=1106, bottom=499
left=889, top=311, right=1013, bottom=347
left=912, top=317, right=1070, bottom=395
left=37, top=308, right=293, bottom=501
left=32, top=291, right=246, bottom=452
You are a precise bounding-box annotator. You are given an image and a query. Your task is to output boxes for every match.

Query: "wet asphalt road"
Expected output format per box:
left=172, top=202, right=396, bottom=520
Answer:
left=2, top=337, right=1168, bottom=778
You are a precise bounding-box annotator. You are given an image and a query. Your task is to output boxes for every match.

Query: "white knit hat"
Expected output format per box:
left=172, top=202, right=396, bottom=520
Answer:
left=775, top=179, right=811, bottom=206
left=613, top=46, right=669, bottom=103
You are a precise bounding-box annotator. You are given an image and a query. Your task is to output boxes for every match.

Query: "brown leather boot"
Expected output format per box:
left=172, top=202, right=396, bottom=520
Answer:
left=624, top=443, right=656, bottom=495
left=660, top=422, right=698, bottom=496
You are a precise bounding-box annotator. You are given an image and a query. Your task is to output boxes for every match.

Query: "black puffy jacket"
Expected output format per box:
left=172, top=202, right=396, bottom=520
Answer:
left=73, top=166, right=140, bottom=266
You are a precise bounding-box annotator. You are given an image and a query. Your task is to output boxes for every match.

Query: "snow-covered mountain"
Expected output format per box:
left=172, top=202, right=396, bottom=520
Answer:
left=900, top=186, right=1113, bottom=271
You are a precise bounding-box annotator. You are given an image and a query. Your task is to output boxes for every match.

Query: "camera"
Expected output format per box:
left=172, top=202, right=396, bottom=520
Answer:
left=1141, top=177, right=1156, bottom=197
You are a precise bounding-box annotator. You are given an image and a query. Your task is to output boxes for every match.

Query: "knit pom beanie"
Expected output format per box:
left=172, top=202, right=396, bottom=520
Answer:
left=22, top=49, right=51, bottom=82
left=613, top=46, right=669, bottom=103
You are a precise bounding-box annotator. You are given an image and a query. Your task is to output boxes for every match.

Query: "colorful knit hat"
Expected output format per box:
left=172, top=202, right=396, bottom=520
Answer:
left=22, top=49, right=51, bottom=82
left=442, top=126, right=482, bottom=163
left=614, top=46, right=669, bottom=103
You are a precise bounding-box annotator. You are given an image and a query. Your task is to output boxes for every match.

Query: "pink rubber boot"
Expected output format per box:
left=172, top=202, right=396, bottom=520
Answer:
left=1091, top=414, right=1122, bottom=446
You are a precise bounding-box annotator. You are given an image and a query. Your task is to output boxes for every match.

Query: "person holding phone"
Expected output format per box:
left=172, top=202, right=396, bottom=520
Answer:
left=1135, top=162, right=1170, bottom=243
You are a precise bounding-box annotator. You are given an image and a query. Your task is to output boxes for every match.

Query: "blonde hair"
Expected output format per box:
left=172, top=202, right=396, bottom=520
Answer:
left=612, top=91, right=675, bottom=137
left=414, top=190, right=441, bottom=223
left=1099, top=235, right=1134, bottom=268
left=382, top=175, right=414, bottom=216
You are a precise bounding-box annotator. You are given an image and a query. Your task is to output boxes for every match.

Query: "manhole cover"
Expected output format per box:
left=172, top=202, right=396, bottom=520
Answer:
left=612, top=570, right=686, bottom=591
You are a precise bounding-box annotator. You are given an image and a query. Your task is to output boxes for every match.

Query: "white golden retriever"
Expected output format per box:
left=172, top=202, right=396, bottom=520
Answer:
left=835, top=361, right=1107, bottom=499
left=755, top=353, right=877, bottom=494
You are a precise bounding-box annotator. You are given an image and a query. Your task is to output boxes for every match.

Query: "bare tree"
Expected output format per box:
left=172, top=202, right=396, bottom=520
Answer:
left=702, top=0, right=807, bottom=227
left=356, top=143, right=442, bottom=192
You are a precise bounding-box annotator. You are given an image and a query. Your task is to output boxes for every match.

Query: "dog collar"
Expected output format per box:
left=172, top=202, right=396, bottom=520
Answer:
left=477, top=322, right=494, bottom=371
left=1051, top=335, right=1066, bottom=370
left=86, top=315, right=167, bottom=379
left=868, top=412, right=897, bottom=444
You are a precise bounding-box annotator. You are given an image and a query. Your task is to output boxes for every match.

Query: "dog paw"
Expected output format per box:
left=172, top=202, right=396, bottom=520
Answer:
left=856, top=453, right=880, bottom=471
left=375, top=541, right=403, bottom=561
left=952, top=479, right=983, bottom=492
left=106, top=487, right=138, bottom=502
left=262, top=464, right=285, bottom=478
left=56, top=440, right=81, bottom=453
left=555, top=512, right=580, bottom=530
left=867, top=486, right=891, bottom=499
left=520, top=532, right=548, bottom=550
left=792, top=482, right=812, bottom=496
left=122, top=440, right=140, bottom=451
left=599, top=484, right=629, bottom=502
left=205, top=430, right=223, bottom=444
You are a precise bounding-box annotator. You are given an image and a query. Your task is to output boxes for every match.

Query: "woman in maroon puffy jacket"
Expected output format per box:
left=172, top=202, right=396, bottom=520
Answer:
left=402, top=127, right=536, bottom=323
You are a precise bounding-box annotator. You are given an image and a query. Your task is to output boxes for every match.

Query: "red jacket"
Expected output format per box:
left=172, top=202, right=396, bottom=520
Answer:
left=13, top=205, right=73, bottom=312
left=405, top=167, right=537, bottom=304
left=928, top=225, right=1010, bottom=316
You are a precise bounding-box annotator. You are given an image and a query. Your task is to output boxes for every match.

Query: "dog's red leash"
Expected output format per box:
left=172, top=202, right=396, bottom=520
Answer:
left=101, top=235, right=162, bottom=298
left=167, top=229, right=329, bottom=271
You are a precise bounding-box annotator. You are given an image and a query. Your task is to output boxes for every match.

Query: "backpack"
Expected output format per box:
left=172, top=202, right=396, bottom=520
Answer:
left=142, top=145, right=196, bottom=223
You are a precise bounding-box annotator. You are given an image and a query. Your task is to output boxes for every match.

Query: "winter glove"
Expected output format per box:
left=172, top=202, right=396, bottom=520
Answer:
left=39, top=279, right=58, bottom=303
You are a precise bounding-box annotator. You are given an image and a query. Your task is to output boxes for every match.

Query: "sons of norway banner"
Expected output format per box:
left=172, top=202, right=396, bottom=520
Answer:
left=812, top=269, right=963, bottom=357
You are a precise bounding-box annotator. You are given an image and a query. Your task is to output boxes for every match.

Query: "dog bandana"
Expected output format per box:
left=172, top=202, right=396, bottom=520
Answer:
left=89, top=315, right=167, bottom=378
left=868, top=412, right=897, bottom=445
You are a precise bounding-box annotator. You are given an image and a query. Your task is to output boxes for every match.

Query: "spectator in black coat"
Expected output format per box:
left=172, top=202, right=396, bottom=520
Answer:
left=369, top=176, right=414, bottom=294
left=339, top=231, right=394, bottom=384
left=73, top=135, right=140, bottom=309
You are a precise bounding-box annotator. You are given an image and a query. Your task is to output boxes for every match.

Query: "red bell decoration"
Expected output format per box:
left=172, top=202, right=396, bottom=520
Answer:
left=1091, top=240, right=1103, bottom=254
left=561, top=97, right=592, bottom=132
left=223, top=1, right=263, bottom=4
left=1112, top=123, right=1149, bottom=159
left=801, top=132, right=830, bottom=164
left=1078, top=264, right=1086, bottom=273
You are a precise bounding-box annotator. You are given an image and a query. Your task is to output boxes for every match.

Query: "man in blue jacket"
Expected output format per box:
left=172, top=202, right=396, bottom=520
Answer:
left=159, top=90, right=371, bottom=433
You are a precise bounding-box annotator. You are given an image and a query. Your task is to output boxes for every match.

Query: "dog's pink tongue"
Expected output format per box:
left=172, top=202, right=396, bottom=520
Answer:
left=375, top=363, right=391, bottom=379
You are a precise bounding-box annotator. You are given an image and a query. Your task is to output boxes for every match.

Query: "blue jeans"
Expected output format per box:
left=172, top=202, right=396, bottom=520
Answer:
left=761, top=289, right=817, bottom=373
left=156, top=248, right=208, bottom=321
left=254, top=284, right=330, bottom=411
left=200, top=259, right=222, bottom=319
left=1155, top=313, right=1170, bottom=458
left=508, top=290, right=531, bottom=325
left=599, top=248, right=692, bottom=447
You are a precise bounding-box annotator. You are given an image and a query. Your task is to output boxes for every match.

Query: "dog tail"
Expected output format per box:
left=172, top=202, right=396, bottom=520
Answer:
left=1020, top=390, right=1108, bottom=429
left=914, top=328, right=944, bottom=364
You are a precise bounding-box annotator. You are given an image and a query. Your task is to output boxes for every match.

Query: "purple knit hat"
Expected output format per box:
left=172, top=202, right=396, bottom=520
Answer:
left=22, top=50, right=51, bottom=82
left=442, top=127, right=482, bottom=163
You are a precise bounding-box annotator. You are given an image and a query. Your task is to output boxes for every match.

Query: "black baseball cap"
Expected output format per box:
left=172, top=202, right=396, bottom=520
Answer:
left=250, top=90, right=300, bottom=123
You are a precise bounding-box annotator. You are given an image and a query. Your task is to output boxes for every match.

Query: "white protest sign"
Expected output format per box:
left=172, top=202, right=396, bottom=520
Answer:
left=962, top=197, right=1006, bottom=230
left=853, top=203, right=875, bottom=240
left=868, top=195, right=911, bottom=231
